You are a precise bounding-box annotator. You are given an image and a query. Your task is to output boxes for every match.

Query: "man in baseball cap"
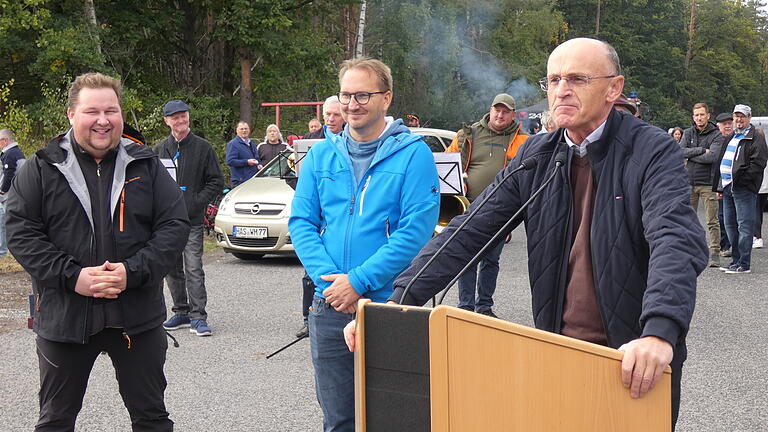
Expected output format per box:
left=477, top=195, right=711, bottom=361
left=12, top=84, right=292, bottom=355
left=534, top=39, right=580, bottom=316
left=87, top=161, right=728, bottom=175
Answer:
left=712, top=103, right=768, bottom=273
left=443, top=92, right=528, bottom=317
left=154, top=99, right=224, bottom=335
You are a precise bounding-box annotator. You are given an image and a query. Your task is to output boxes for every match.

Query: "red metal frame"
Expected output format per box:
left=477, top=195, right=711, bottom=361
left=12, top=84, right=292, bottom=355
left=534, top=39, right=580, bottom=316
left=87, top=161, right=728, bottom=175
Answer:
left=261, top=102, right=323, bottom=128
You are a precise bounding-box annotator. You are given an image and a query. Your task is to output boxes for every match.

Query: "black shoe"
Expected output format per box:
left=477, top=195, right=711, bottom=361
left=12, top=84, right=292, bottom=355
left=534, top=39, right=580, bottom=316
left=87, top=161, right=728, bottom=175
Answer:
left=295, top=323, right=309, bottom=338
left=477, top=309, right=498, bottom=318
left=457, top=305, right=474, bottom=312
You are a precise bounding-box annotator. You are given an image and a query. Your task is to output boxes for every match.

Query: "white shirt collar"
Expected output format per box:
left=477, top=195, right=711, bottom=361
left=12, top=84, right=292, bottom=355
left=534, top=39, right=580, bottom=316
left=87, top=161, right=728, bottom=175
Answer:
left=564, top=120, right=607, bottom=157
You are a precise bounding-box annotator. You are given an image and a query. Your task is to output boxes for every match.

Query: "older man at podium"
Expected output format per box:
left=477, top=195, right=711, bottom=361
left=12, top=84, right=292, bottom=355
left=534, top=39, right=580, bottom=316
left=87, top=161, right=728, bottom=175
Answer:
left=348, top=38, right=707, bottom=429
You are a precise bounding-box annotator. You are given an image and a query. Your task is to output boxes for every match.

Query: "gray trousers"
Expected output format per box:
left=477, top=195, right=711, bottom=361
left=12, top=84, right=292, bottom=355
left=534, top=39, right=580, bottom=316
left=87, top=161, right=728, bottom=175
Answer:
left=165, top=224, right=208, bottom=320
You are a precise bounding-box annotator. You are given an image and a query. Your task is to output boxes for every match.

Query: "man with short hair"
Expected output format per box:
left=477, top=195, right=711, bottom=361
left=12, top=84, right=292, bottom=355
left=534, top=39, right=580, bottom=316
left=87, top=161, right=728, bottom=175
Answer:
left=445, top=93, right=529, bottom=317
left=226, top=121, right=261, bottom=188
left=712, top=104, right=768, bottom=274
left=679, top=103, right=723, bottom=267
left=349, top=38, right=708, bottom=429
left=295, top=95, right=346, bottom=339
left=7, top=72, right=190, bottom=430
left=715, top=113, right=734, bottom=256
left=307, top=117, right=322, bottom=135
left=155, top=100, right=225, bottom=336
left=303, top=95, right=345, bottom=139
left=0, top=129, right=24, bottom=257
left=289, top=57, right=440, bottom=431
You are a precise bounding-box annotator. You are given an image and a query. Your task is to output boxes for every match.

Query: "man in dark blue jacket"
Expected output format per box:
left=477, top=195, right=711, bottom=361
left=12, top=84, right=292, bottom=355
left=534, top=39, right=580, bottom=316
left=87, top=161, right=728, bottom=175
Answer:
left=348, top=38, right=707, bottom=429
left=7, top=72, right=190, bottom=431
left=0, top=128, right=24, bottom=257
left=226, top=121, right=261, bottom=188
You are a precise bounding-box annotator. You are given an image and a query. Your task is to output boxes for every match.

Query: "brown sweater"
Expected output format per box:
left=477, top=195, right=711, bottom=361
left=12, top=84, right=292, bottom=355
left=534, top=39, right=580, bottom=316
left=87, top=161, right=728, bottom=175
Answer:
left=561, top=156, right=608, bottom=345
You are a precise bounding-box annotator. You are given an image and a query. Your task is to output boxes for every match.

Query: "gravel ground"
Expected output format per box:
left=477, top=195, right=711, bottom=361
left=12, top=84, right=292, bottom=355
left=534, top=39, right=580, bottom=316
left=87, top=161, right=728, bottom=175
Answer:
left=1, top=212, right=767, bottom=431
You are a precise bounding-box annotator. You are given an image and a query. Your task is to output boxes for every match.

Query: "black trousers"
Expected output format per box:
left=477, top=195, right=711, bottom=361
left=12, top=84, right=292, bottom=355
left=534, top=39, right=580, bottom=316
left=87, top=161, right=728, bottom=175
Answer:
left=35, top=326, right=172, bottom=432
left=301, top=271, right=315, bottom=321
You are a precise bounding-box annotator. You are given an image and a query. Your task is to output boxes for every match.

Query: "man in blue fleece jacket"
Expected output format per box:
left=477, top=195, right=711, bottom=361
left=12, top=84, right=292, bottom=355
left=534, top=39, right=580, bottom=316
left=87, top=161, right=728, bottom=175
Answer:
left=289, top=58, right=440, bottom=431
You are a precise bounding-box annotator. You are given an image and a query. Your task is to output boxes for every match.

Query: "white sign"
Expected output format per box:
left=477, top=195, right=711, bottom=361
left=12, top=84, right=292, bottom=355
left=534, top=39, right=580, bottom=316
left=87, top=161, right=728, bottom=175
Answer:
left=160, top=158, right=177, bottom=181
left=433, top=153, right=463, bottom=195
left=293, top=139, right=324, bottom=176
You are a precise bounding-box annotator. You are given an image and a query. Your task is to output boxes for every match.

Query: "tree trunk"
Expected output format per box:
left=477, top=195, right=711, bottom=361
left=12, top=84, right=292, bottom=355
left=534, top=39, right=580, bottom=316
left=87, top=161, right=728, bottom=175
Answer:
left=83, top=0, right=102, bottom=55
left=684, top=0, right=697, bottom=74
left=239, top=46, right=253, bottom=126
left=355, top=0, right=367, bottom=58
left=595, top=0, right=601, bottom=35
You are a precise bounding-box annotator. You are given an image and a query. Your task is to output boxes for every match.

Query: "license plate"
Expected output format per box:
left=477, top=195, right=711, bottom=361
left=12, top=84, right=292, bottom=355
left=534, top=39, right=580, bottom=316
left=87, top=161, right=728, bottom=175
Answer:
left=233, top=226, right=268, bottom=239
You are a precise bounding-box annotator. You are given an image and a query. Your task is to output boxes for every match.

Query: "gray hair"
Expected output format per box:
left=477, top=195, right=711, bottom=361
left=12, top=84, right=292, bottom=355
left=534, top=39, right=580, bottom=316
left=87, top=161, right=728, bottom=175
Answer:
left=0, top=129, right=14, bottom=141
left=323, top=95, right=340, bottom=117
left=601, top=40, right=622, bottom=76
left=540, top=111, right=554, bottom=131
left=264, top=124, right=285, bottom=143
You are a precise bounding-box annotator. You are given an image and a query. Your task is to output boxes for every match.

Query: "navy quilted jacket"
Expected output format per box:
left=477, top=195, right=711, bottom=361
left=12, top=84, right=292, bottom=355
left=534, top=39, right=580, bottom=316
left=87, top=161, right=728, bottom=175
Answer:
left=391, top=110, right=707, bottom=359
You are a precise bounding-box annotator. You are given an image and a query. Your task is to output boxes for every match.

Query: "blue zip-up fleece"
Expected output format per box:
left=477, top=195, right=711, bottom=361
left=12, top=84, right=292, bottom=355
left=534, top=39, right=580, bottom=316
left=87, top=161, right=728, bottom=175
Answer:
left=289, top=120, right=440, bottom=303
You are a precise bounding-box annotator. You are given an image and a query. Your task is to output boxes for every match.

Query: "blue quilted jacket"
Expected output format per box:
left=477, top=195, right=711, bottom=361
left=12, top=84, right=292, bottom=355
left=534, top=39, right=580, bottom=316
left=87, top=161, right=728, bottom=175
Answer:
left=392, top=109, right=707, bottom=359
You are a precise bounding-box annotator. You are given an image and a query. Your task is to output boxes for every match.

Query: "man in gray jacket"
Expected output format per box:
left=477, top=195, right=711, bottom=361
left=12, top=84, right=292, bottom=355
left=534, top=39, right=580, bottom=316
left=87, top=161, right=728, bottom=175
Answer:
left=679, top=102, right=723, bottom=267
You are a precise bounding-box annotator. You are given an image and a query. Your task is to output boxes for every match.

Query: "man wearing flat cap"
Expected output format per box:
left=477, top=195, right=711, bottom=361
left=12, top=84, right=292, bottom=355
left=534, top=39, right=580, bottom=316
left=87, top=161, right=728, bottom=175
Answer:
left=154, top=99, right=224, bottom=335
left=712, top=104, right=768, bottom=274
left=444, top=93, right=529, bottom=317
left=715, top=113, right=734, bottom=257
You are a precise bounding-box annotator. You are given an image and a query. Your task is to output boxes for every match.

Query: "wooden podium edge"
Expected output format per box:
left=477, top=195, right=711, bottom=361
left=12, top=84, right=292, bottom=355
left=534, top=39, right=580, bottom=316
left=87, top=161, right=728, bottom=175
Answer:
left=354, top=298, right=371, bottom=432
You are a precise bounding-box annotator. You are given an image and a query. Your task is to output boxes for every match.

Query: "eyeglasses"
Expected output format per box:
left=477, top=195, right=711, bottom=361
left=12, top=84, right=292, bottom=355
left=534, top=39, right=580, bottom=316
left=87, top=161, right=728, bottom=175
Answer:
left=338, top=91, right=387, bottom=105
left=538, top=75, right=617, bottom=91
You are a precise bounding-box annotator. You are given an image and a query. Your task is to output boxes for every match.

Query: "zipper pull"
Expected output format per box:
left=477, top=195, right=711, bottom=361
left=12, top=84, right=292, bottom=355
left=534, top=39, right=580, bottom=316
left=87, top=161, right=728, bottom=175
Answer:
left=96, top=163, right=101, bottom=177
left=349, top=196, right=355, bottom=214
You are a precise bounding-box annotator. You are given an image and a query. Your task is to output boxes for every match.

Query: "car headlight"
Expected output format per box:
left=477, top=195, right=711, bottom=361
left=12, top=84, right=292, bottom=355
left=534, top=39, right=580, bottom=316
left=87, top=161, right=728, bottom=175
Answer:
left=218, top=194, right=233, bottom=215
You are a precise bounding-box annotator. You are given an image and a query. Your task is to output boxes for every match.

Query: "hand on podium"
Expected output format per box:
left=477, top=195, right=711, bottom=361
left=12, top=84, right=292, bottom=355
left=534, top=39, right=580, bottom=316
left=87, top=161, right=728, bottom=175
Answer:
left=618, top=336, right=673, bottom=399
left=344, top=319, right=357, bottom=352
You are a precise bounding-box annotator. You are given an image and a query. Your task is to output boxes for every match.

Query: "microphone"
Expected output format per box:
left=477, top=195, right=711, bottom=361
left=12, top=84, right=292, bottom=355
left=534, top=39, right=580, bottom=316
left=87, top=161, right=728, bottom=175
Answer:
left=399, top=156, right=538, bottom=304
left=435, top=150, right=568, bottom=305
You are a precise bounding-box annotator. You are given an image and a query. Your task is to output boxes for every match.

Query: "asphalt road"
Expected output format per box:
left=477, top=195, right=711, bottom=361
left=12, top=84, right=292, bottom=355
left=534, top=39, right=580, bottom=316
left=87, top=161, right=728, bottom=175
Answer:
left=1, top=213, right=767, bottom=431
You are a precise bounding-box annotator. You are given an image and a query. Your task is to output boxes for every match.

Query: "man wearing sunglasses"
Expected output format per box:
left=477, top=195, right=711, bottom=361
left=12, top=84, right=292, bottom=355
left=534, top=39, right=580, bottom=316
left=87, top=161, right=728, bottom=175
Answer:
left=289, top=58, right=440, bottom=431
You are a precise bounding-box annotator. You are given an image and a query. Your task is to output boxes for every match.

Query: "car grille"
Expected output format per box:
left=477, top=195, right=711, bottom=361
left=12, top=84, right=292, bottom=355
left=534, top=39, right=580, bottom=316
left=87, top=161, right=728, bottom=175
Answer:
left=234, top=202, right=285, bottom=216
left=227, top=235, right=280, bottom=248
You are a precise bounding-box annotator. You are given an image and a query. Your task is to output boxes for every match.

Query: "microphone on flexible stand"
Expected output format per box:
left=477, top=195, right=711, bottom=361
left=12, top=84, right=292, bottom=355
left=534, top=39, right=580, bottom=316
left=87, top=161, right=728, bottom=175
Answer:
left=436, top=150, right=569, bottom=305
left=399, top=156, right=539, bottom=304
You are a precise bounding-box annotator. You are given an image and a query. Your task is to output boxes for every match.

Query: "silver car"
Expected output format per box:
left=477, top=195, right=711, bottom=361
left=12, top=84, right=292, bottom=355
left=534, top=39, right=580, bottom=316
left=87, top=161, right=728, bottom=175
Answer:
left=214, top=128, right=456, bottom=260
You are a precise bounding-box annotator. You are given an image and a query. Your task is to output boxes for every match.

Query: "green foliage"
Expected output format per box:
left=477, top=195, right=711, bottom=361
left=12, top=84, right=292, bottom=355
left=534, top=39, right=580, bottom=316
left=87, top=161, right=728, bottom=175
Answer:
left=31, top=24, right=107, bottom=85
left=0, top=80, right=36, bottom=155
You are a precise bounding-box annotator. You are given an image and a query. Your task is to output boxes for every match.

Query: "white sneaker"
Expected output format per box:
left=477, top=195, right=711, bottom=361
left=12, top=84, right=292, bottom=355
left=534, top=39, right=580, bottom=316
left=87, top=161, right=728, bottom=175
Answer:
left=753, top=237, right=764, bottom=249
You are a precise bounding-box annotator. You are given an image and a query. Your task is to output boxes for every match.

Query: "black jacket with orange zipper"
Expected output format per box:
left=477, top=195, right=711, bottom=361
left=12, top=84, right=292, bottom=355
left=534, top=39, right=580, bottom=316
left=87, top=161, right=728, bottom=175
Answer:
left=6, top=124, right=190, bottom=344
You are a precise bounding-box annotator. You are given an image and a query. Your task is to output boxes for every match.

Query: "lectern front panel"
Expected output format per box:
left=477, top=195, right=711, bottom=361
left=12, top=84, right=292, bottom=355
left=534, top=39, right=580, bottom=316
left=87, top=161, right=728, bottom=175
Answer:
left=356, top=302, right=432, bottom=432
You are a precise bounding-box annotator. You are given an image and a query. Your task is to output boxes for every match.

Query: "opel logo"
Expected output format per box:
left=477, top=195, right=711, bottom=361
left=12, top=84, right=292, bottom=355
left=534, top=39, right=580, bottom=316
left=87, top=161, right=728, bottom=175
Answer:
left=250, top=203, right=261, bottom=215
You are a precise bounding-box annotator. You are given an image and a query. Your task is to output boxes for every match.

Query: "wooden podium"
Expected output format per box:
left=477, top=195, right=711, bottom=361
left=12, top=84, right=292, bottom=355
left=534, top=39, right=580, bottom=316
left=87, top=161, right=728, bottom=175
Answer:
left=354, top=300, right=671, bottom=431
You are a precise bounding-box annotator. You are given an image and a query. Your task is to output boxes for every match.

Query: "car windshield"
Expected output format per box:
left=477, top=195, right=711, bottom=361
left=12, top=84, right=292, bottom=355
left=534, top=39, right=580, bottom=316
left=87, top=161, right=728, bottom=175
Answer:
left=256, top=149, right=296, bottom=179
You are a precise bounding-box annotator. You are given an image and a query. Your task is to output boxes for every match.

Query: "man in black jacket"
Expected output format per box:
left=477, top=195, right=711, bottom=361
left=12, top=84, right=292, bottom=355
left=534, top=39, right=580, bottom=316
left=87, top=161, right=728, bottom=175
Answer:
left=712, top=104, right=768, bottom=274
left=6, top=72, right=190, bottom=431
left=679, top=102, right=724, bottom=267
left=154, top=100, right=224, bottom=336
left=346, top=38, right=707, bottom=429
left=0, top=128, right=25, bottom=257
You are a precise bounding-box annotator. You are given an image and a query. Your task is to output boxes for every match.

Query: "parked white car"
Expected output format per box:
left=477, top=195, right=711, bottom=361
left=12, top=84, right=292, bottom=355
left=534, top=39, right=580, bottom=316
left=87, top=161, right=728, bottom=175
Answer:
left=214, top=128, right=457, bottom=260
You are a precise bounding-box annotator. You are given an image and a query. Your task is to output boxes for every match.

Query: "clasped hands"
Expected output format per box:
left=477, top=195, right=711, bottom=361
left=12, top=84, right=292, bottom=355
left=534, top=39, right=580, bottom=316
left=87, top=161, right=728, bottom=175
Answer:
left=74, top=261, right=127, bottom=299
left=321, top=273, right=361, bottom=314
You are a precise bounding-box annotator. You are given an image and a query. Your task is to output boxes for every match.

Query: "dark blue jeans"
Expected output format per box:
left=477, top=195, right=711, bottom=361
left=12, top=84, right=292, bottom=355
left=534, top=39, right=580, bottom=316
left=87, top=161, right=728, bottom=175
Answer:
left=722, top=184, right=757, bottom=269
left=457, top=239, right=504, bottom=312
left=309, top=296, right=355, bottom=432
left=718, top=197, right=731, bottom=251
